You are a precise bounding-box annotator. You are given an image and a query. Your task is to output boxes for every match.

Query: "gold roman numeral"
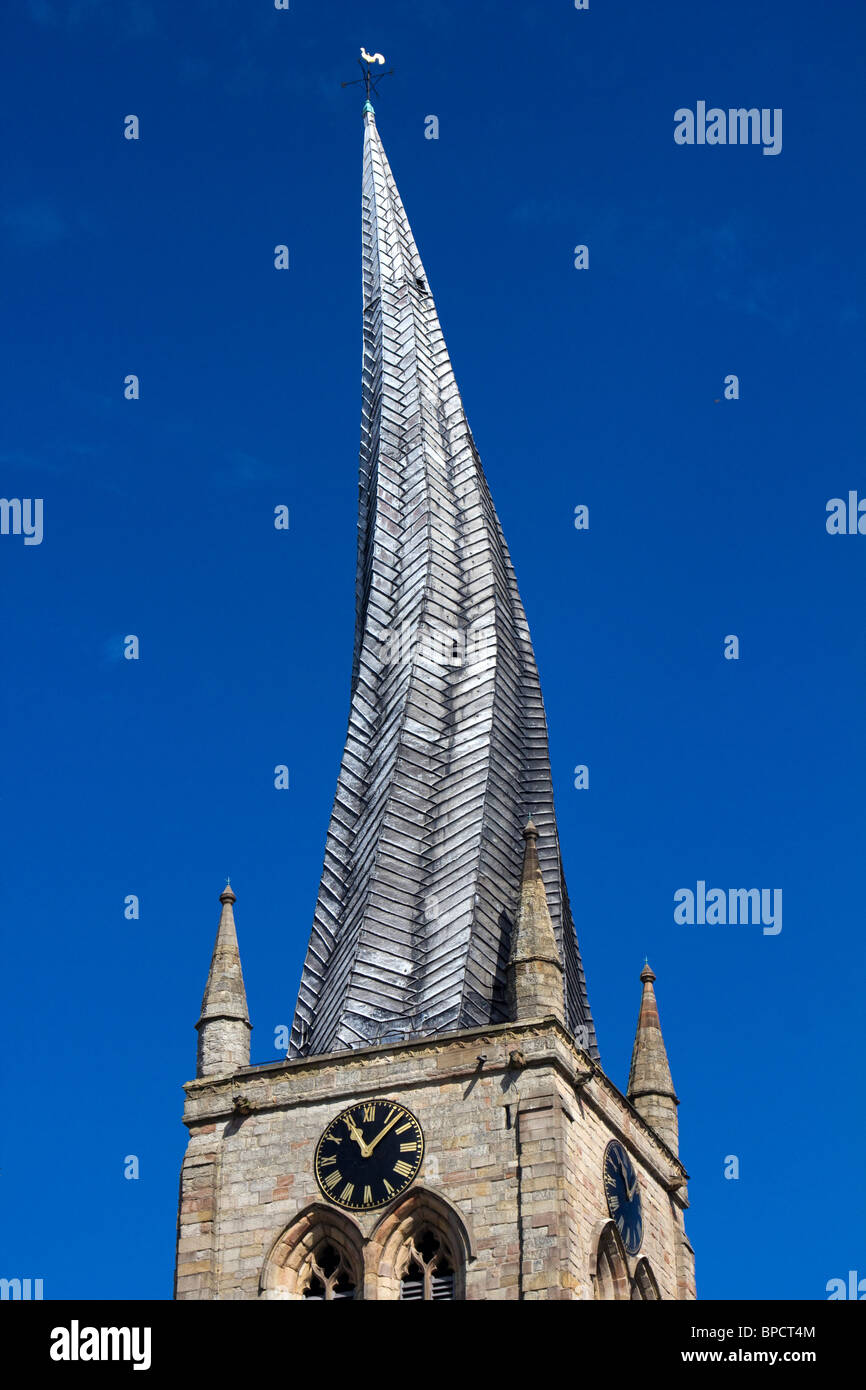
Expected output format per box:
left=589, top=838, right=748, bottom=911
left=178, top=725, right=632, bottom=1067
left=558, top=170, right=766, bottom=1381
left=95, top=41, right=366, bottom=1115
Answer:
left=324, top=1170, right=342, bottom=1190
left=339, top=1182, right=354, bottom=1203
left=399, top=1142, right=418, bottom=1152
left=393, top=1160, right=413, bottom=1178
left=362, top=1103, right=376, bottom=1122
left=382, top=1179, right=395, bottom=1196
left=363, top=1186, right=373, bottom=1206
left=320, top=1155, right=337, bottom=1167
left=395, top=1121, right=413, bottom=1134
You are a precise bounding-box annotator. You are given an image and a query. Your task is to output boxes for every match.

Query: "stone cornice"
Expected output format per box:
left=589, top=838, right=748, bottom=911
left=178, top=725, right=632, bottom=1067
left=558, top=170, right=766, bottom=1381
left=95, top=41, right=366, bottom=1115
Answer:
left=181, top=1016, right=689, bottom=1196
left=507, top=1020, right=690, bottom=1196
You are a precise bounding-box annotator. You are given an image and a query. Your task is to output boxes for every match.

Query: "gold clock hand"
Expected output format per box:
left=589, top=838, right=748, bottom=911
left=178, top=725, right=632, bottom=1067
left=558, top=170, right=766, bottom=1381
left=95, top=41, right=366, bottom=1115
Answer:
left=617, top=1153, right=637, bottom=1201
left=344, top=1114, right=371, bottom=1158
left=365, top=1109, right=403, bottom=1155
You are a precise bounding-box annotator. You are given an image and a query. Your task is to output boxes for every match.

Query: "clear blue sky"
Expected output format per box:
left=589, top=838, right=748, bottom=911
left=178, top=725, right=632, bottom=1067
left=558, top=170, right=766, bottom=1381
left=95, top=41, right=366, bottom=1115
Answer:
left=2, top=1, right=864, bottom=1300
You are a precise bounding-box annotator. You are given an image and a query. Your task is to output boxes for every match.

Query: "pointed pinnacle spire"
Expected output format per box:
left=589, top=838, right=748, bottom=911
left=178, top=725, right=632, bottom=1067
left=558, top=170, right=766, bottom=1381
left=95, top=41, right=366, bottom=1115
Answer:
left=195, top=881, right=252, bottom=1078
left=507, top=819, right=565, bottom=1024
left=628, top=960, right=679, bottom=1155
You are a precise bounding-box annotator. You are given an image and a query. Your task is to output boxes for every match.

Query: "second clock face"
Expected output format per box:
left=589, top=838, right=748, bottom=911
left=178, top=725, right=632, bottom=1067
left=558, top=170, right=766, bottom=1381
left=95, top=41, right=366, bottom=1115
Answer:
left=314, top=1100, right=424, bottom=1212
left=603, top=1140, right=643, bottom=1255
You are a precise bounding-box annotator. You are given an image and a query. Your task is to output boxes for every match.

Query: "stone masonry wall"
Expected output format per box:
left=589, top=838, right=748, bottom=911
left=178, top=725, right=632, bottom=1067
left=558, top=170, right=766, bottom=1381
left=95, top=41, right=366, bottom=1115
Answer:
left=175, top=1018, right=693, bottom=1300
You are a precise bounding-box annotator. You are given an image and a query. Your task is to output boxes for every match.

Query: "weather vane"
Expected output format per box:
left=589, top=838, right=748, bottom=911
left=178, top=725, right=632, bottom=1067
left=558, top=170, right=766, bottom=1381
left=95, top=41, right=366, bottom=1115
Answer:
left=342, top=46, right=394, bottom=104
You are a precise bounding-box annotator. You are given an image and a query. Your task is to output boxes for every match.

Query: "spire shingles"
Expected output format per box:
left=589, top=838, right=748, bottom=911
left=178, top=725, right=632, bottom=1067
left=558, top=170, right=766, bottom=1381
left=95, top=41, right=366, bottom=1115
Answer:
left=290, top=109, right=598, bottom=1059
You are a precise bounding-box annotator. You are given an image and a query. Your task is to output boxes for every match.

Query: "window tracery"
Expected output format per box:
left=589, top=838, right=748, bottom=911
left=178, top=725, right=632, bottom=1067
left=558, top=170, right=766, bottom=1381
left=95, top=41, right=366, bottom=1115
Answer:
left=398, top=1229, right=455, bottom=1300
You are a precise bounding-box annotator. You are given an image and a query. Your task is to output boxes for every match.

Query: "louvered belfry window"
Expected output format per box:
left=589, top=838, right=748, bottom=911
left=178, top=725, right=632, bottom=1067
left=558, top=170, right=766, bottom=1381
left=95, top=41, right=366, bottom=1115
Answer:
left=398, top=1230, right=455, bottom=1301
left=300, top=1243, right=358, bottom=1301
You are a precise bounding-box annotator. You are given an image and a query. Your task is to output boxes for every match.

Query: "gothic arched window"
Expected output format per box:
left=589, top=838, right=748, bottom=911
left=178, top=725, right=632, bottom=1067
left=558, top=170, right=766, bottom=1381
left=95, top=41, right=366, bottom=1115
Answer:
left=398, top=1229, right=455, bottom=1301
left=259, top=1204, right=364, bottom=1300
left=299, top=1241, right=359, bottom=1301
left=372, top=1188, right=471, bottom=1300
left=630, top=1256, right=661, bottom=1301
left=591, top=1220, right=630, bottom=1301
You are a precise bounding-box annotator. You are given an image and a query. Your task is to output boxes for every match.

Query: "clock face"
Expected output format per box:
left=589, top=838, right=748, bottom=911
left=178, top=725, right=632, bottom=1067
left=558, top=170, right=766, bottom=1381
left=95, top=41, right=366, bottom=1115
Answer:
left=314, top=1099, right=424, bottom=1212
left=603, top=1140, right=643, bottom=1255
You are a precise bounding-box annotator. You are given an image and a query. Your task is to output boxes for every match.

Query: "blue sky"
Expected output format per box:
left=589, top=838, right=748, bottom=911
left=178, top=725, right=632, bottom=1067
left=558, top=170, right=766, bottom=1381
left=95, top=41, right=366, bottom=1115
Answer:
left=2, top=0, right=864, bottom=1299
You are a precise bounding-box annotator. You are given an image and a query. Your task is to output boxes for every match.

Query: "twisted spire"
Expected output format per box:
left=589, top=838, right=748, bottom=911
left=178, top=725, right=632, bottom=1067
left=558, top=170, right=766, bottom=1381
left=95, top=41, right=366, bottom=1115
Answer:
left=288, top=111, right=598, bottom=1060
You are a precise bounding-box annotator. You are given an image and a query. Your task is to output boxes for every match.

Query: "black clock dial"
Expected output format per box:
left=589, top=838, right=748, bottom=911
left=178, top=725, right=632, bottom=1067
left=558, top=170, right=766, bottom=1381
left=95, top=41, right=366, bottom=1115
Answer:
left=314, top=1100, right=424, bottom=1211
left=603, top=1140, right=643, bottom=1255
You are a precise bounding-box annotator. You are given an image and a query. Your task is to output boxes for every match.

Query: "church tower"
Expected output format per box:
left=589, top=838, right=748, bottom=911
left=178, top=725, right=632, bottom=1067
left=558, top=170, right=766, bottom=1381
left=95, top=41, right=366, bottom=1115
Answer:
left=175, top=88, right=696, bottom=1301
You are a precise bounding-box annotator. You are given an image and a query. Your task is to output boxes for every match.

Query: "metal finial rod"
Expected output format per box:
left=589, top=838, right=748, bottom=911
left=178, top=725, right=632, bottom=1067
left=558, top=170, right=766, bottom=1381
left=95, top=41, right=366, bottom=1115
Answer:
left=341, top=49, right=394, bottom=102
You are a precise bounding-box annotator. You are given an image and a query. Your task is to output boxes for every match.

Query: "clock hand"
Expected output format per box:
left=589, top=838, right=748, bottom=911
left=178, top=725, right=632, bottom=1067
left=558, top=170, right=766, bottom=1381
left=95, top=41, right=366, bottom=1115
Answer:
left=617, top=1154, right=637, bottom=1201
left=365, top=1109, right=403, bottom=1155
left=344, top=1114, right=371, bottom=1158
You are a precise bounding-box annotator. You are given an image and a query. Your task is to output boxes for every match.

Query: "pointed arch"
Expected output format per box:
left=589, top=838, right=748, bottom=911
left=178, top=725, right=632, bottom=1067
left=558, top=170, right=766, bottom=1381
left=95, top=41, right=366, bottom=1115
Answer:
left=367, top=1186, right=473, bottom=1300
left=631, top=1256, right=661, bottom=1300
left=589, top=1218, right=630, bottom=1301
left=259, top=1202, right=365, bottom=1300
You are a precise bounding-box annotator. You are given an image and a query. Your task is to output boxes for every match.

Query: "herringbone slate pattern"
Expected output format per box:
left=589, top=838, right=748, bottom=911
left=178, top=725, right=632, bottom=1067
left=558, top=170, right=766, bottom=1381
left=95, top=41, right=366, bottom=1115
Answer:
left=290, top=111, right=598, bottom=1060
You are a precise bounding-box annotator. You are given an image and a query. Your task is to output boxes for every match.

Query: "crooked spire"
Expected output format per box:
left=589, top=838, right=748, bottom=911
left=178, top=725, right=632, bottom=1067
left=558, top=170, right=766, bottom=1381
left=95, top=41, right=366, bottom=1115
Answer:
left=289, top=107, right=598, bottom=1060
left=627, top=962, right=679, bottom=1154
left=196, top=883, right=252, bottom=1078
